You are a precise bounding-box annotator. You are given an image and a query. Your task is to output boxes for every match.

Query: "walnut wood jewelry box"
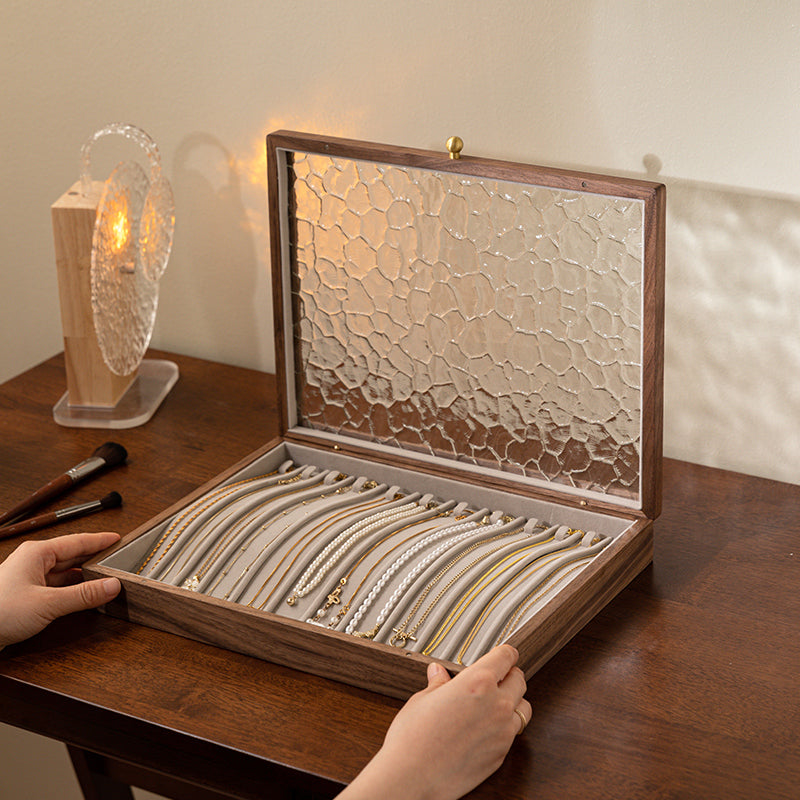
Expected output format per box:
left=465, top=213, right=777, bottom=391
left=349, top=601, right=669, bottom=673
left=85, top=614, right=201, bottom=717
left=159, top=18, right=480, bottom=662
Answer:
left=85, top=130, right=665, bottom=700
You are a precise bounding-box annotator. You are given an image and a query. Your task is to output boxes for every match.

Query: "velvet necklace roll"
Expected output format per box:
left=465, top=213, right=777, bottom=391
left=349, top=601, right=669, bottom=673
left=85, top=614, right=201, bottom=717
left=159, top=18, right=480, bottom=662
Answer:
left=133, top=456, right=612, bottom=665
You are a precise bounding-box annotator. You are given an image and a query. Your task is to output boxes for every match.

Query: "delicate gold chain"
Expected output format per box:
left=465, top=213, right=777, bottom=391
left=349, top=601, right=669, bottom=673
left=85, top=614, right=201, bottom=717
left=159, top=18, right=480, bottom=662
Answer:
left=225, top=488, right=387, bottom=602
left=387, top=530, right=526, bottom=647
left=453, top=541, right=589, bottom=664
left=176, top=475, right=325, bottom=586
left=421, top=529, right=583, bottom=656
left=420, top=538, right=560, bottom=655
left=389, top=521, right=551, bottom=646
left=180, top=475, right=341, bottom=590
left=135, top=468, right=284, bottom=575
left=492, top=556, right=595, bottom=647
left=245, top=494, right=405, bottom=608
left=208, top=478, right=361, bottom=596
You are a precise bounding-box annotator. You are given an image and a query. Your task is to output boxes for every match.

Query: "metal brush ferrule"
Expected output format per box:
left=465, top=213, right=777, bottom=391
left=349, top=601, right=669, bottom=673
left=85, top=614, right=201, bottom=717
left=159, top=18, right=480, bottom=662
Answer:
left=55, top=500, right=101, bottom=519
left=67, top=456, right=105, bottom=481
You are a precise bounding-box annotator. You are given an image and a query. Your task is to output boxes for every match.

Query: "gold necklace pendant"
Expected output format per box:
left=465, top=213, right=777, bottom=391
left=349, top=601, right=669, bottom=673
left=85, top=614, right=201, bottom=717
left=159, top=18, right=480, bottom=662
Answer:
left=352, top=626, right=379, bottom=640
left=389, top=628, right=417, bottom=646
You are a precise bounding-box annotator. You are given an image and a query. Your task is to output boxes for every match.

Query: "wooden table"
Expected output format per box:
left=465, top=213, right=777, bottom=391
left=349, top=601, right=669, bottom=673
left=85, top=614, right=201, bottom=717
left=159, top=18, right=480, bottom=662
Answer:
left=0, top=351, right=798, bottom=799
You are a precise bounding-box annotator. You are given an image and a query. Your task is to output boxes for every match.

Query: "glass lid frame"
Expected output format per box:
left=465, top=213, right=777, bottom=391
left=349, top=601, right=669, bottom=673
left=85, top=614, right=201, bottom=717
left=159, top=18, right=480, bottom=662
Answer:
left=267, top=132, right=664, bottom=516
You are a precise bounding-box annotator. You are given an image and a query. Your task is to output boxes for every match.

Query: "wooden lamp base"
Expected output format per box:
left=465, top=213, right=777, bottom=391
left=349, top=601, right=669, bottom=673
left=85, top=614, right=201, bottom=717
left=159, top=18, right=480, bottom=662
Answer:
left=51, top=181, right=178, bottom=429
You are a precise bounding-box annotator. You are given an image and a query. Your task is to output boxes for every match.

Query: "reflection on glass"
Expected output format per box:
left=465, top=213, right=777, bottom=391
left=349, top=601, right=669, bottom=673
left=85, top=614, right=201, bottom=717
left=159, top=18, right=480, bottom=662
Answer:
left=288, top=153, right=645, bottom=500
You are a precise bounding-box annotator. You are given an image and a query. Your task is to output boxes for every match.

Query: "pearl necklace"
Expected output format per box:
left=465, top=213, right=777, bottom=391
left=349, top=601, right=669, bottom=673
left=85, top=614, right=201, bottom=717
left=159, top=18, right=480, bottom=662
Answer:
left=284, top=498, right=424, bottom=607
left=305, top=509, right=456, bottom=626
left=344, top=516, right=514, bottom=638
left=240, top=489, right=399, bottom=608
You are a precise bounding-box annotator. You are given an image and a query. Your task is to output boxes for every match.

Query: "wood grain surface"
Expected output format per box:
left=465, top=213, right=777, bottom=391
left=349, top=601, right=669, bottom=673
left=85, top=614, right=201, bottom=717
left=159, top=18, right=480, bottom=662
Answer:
left=1, top=352, right=798, bottom=799
left=52, top=181, right=138, bottom=407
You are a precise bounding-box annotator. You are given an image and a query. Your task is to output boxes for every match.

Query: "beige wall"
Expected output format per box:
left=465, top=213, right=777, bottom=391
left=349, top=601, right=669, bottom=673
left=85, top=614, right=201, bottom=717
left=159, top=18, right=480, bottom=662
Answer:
left=0, top=724, right=164, bottom=799
left=1, top=1, right=799, bottom=489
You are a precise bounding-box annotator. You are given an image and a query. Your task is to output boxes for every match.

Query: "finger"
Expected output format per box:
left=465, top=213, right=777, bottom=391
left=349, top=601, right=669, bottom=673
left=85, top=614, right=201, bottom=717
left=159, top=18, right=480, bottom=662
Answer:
left=425, top=661, right=452, bottom=690
left=498, top=664, right=527, bottom=700
left=45, top=532, right=121, bottom=571
left=460, top=643, right=519, bottom=684
left=43, top=576, right=121, bottom=618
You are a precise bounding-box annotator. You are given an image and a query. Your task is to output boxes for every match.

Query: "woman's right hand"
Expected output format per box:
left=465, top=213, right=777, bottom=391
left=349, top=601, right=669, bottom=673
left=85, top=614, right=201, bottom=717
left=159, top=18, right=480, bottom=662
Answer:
left=338, top=643, right=530, bottom=800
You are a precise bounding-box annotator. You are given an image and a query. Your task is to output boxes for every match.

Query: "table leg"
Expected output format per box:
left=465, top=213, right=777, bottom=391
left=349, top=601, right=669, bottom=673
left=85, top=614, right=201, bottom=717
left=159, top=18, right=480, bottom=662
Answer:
left=66, top=743, right=331, bottom=800
left=67, top=746, right=135, bottom=800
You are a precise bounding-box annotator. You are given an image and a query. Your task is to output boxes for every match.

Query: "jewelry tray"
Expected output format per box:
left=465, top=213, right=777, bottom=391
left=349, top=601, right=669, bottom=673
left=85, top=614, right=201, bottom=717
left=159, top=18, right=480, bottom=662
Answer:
left=85, top=131, right=665, bottom=699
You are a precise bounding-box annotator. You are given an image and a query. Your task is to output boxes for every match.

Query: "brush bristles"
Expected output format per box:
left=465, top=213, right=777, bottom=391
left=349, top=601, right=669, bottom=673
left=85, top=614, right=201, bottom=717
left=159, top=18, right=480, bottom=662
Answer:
left=93, top=442, right=128, bottom=468
left=100, top=491, right=123, bottom=509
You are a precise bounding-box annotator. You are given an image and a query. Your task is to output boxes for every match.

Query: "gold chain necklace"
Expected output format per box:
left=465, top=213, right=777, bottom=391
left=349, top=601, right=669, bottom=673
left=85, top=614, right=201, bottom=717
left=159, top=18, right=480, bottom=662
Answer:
left=421, top=529, right=584, bottom=656
left=244, top=493, right=408, bottom=609
left=207, top=478, right=367, bottom=597
left=452, top=539, right=594, bottom=664
left=280, top=499, right=423, bottom=609
left=309, top=509, right=456, bottom=626
left=174, top=475, right=327, bottom=588
left=387, top=528, right=531, bottom=647
left=492, top=556, right=596, bottom=647
left=347, top=516, right=507, bottom=640
left=135, top=467, right=287, bottom=576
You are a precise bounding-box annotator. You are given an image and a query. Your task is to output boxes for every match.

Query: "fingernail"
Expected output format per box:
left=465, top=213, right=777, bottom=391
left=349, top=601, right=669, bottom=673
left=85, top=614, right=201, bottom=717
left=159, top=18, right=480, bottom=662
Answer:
left=102, top=578, right=120, bottom=598
left=427, top=661, right=448, bottom=681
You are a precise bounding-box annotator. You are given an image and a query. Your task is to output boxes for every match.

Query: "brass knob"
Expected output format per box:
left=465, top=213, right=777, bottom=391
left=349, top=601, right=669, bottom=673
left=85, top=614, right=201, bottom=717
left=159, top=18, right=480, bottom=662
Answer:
left=446, top=136, right=464, bottom=159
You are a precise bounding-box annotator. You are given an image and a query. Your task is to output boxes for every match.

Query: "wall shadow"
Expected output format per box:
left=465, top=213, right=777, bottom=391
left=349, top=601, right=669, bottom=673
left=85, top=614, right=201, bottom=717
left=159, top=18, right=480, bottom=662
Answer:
left=156, top=133, right=263, bottom=370
left=656, top=168, right=800, bottom=485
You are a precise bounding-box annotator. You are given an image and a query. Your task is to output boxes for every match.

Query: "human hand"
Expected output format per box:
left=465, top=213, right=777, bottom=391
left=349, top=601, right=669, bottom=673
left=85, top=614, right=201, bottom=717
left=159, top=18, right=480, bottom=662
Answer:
left=0, top=532, right=121, bottom=649
left=339, top=644, right=530, bottom=800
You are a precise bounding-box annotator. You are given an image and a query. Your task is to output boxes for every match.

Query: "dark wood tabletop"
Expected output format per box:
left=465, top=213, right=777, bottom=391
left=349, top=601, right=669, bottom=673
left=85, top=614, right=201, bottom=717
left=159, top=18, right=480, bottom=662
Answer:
left=0, top=351, right=798, bottom=800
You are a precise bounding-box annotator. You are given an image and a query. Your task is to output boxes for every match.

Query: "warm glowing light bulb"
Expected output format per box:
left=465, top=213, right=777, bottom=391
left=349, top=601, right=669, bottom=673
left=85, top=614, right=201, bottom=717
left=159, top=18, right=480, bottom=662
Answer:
left=109, top=202, right=130, bottom=254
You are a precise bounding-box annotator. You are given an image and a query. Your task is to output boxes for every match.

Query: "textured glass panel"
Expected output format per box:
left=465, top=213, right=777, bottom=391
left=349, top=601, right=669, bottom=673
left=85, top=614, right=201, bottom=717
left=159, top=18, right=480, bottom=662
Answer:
left=287, top=153, right=644, bottom=500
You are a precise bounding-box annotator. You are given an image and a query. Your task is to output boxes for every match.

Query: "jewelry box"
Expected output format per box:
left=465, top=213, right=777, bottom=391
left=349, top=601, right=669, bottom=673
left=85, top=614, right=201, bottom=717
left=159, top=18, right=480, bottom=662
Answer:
left=85, top=131, right=665, bottom=699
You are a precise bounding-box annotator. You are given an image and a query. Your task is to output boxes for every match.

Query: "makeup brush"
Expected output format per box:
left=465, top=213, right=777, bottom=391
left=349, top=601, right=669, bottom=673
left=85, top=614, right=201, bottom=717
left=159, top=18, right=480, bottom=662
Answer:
left=0, top=442, right=127, bottom=527
left=0, top=492, right=123, bottom=540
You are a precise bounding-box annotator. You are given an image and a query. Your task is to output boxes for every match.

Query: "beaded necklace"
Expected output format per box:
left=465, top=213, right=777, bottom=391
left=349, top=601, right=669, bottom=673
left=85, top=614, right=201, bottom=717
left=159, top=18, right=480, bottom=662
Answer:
left=345, top=516, right=515, bottom=639
left=280, top=499, right=425, bottom=609
left=306, top=508, right=457, bottom=625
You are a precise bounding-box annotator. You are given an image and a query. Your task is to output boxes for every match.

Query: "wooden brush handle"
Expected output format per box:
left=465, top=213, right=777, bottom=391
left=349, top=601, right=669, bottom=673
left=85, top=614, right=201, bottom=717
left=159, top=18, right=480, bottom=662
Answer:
left=0, top=511, right=62, bottom=539
left=0, top=474, right=74, bottom=527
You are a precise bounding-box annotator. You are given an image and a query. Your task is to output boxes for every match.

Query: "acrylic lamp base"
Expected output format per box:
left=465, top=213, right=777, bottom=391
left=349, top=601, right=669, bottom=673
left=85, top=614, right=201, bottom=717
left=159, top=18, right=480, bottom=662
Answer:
left=53, top=359, right=179, bottom=429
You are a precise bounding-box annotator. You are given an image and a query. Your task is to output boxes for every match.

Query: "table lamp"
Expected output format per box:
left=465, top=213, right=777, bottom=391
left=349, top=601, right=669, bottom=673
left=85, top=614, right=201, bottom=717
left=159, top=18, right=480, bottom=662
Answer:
left=52, top=123, right=179, bottom=428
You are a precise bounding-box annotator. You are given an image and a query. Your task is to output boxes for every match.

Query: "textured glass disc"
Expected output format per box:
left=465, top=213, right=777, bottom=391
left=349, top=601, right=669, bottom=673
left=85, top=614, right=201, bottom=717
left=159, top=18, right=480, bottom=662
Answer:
left=140, top=173, right=175, bottom=282
left=91, top=161, right=159, bottom=376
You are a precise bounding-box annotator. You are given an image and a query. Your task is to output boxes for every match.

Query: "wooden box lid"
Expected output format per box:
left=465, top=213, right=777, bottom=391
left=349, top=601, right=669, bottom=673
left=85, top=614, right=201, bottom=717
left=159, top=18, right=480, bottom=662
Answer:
left=268, top=132, right=665, bottom=518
